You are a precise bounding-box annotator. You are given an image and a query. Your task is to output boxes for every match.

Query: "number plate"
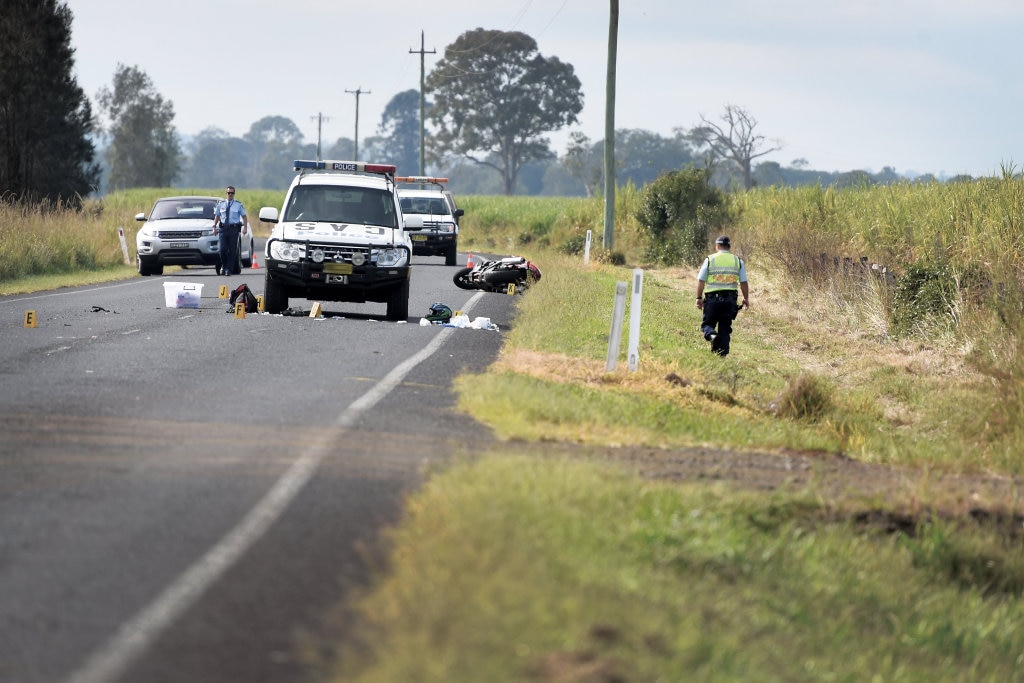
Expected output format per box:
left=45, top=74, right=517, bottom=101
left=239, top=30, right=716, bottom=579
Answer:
left=323, top=262, right=353, bottom=275
left=411, top=234, right=428, bottom=241
left=170, top=242, right=189, bottom=248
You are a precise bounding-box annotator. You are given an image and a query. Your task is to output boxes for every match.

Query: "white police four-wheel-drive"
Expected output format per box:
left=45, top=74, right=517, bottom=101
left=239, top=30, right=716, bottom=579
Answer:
left=258, top=160, right=425, bottom=320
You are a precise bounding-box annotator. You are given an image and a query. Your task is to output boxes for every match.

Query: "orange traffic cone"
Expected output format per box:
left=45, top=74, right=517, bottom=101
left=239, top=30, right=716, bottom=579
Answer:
left=251, top=253, right=259, bottom=269
left=466, top=252, right=474, bottom=268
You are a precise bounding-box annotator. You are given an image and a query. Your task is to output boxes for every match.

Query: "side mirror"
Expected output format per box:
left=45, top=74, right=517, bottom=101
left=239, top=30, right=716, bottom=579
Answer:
left=259, top=206, right=279, bottom=223
left=454, top=208, right=465, bottom=218
left=403, top=214, right=425, bottom=230
left=135, top=212, right=146, bottom=222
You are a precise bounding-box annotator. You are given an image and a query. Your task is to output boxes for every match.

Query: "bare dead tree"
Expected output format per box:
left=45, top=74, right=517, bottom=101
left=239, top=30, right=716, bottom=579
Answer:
left=688, top=104, right=780, bottom=190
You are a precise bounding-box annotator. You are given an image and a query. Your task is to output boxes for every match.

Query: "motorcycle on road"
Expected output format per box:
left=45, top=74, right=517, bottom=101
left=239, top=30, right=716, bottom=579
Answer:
left=452, top=255, right=542, bottom=294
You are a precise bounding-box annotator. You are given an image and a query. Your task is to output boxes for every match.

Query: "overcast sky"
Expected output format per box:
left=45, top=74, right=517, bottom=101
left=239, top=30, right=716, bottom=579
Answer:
left=66, top=0, right=1024, bottom=178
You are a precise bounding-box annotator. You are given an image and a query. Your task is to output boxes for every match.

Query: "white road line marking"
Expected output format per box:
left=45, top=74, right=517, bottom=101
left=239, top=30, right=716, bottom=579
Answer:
left=65, top=292, right=484, bottom=683
left=1, top=279, right=154, bottom=303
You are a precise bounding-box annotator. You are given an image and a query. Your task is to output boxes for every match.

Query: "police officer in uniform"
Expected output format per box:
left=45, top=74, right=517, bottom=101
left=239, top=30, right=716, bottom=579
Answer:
left=213, top=185, right=250, bottom=275
left=695, top=235, right=749, bottom=356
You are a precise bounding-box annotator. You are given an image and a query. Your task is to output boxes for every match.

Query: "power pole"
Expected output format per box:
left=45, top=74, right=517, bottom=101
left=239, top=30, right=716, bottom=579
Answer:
left=603, top=0, right=619, bottom=249
left=409, top=31, right=436, bottom=175
left=311, top=112, right=331, bottom=160
left=345, top=87, right=371, bottom=161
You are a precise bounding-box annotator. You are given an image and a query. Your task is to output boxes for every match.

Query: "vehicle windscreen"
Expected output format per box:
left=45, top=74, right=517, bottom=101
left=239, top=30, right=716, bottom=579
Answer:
left=284, top=185, right=397, bottom=227
left=150, top=200, right=215, bottom=220
left=400, top=196, right=448, bottom=216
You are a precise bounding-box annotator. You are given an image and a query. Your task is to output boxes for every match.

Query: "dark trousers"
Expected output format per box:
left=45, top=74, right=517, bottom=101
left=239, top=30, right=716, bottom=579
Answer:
left=219, top=225, right=241, bottom=274
left=701, top=292, right=739, bottom=356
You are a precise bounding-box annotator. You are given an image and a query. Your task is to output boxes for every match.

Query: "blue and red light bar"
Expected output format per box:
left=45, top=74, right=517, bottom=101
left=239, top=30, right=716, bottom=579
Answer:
left=294, top=160, right=397, bottom=174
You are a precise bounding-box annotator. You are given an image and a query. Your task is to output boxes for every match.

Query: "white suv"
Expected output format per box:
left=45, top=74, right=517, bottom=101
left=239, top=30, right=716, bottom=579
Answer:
left=396, top=176, right=464, bottom=266
left=258, top=161, right=425, bottom=320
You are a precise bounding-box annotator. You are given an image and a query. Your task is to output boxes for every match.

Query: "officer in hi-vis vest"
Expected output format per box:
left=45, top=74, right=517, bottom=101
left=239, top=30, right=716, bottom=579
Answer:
left=695, top=235, right=749, bottom=357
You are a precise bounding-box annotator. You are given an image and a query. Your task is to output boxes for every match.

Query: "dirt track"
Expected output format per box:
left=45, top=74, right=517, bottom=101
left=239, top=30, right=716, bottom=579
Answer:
left=514, top=440, right=1024, bottom=531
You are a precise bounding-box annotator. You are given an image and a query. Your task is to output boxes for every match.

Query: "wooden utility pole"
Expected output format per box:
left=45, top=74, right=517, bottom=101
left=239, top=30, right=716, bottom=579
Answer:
left=311, top=112, right=330, bottom=160
left=409, top=31, right=436, bottom=175
left=345, top=87, right=371, bottom=161
left=603, top=0, right=619, bottom=249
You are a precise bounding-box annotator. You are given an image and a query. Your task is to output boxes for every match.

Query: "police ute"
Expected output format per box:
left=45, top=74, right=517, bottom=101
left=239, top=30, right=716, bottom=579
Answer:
left=395, top=175, right=464, bottom=266
left=258, top=160, right=424, bottom=320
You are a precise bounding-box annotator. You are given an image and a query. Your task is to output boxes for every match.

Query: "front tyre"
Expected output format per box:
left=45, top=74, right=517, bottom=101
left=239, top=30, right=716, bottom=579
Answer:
left=386, top=279, right=410, bottom=321
left=263, top=271, right=288, bottom=313
left=452, top=267, right=475, bottom=290
left=136, top=254, right=163, bottom=276
left=445, top=242, right=457, bottom=266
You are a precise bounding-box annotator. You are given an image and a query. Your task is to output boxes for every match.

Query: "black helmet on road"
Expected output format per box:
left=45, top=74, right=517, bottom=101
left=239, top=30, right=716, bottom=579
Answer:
left=425, top=302, right=453, bottom=323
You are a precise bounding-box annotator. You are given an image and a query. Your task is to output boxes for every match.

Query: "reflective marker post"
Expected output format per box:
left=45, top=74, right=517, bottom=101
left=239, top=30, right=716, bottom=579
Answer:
left=606, top=280, right=628, bottom=372
left=627, top=269, right=643, bottom=372
left=117, top=227, right=130, bottom=265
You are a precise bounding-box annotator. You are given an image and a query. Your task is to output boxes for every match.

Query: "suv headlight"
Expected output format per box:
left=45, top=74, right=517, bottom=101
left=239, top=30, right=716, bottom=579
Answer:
left=270, top=241, right=305, bottom=261
left=375, top=247, right=407, bottom=267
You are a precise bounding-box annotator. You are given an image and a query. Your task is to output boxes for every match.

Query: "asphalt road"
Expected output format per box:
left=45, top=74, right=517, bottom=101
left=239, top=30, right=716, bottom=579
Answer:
left=0, top=253, right=516, bottom=683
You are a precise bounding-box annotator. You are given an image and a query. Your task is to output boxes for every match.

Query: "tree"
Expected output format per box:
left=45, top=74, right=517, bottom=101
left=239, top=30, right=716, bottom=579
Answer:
left=425, top=28, right=583, bottom=194
left=377, top=89, right=425, bottom=175
left=182, top=127, right=242, bottom=188
left=245, top=116, right=305, bottom=189
left=97, top=64, right=182, bottom=189
left=564, top=129, right=697, bottom=196
left=688, top=104, right=780, bottom=190
left=244, top=116, right=303, bottom=145
left=0, top=0, right=99, bottom=203
left=563, top=132, right=603, bottom=197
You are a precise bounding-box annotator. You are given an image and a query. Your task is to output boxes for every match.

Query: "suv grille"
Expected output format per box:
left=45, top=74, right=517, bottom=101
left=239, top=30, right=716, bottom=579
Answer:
left=158, top=230, right=206, bottom=239
left=313, top=243, right=371, bottom=263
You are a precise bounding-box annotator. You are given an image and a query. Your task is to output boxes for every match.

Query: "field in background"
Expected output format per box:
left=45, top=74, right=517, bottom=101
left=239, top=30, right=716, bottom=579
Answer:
left=5, top=180, right=1024, bottom=679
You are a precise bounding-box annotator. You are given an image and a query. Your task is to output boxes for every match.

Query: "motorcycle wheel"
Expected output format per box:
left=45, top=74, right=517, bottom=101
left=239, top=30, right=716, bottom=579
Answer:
left=453, top=267, right=475, bottom=290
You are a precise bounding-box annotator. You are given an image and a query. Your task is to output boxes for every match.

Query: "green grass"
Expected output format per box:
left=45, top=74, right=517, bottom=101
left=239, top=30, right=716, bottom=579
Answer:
left=328, top=454, right=1024, bottom=682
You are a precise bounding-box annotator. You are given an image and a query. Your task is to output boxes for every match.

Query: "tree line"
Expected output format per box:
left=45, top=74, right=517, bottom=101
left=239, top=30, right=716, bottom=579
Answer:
left=1, top=3, right=961, bottom=206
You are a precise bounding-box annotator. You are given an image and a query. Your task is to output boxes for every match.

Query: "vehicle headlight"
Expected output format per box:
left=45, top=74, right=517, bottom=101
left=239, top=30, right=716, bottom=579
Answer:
left=202, top=227, right=216, bottom=236
left=138, top=225, right=156, bottom=238
left=438, top=222, right=456, bottom=233
left=375, top=247, right=407, bottom=267
left=270, top=241, right=305, bottom=261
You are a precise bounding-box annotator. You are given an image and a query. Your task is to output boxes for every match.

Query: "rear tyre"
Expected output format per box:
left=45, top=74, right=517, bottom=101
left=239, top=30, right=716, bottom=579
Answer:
left=241, top=237, right=254, bottom=268
left=386, top=279, right=410, bottom=321
left=263, top=271, right=288, bottom=313
left=452, top=267, right=474, bottom=290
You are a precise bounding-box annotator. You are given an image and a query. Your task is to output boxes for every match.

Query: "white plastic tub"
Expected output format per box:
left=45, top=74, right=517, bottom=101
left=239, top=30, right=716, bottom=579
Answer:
left=163, top=282, right=203, bottom=309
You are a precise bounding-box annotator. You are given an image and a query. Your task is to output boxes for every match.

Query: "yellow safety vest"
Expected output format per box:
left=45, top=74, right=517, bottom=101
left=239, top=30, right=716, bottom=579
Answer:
left=704, top=252, right=741, bottom=293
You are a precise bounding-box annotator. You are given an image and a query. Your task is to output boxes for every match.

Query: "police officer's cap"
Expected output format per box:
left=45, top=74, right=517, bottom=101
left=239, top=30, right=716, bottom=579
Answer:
left=715, top=235, right=731, bottom=248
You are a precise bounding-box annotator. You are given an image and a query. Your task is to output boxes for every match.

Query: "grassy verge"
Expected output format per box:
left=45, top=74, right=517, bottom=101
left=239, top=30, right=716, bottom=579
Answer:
left=323, top=248, right=1024, bottom=681
left=329, top=454, right=1024, bottom=682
